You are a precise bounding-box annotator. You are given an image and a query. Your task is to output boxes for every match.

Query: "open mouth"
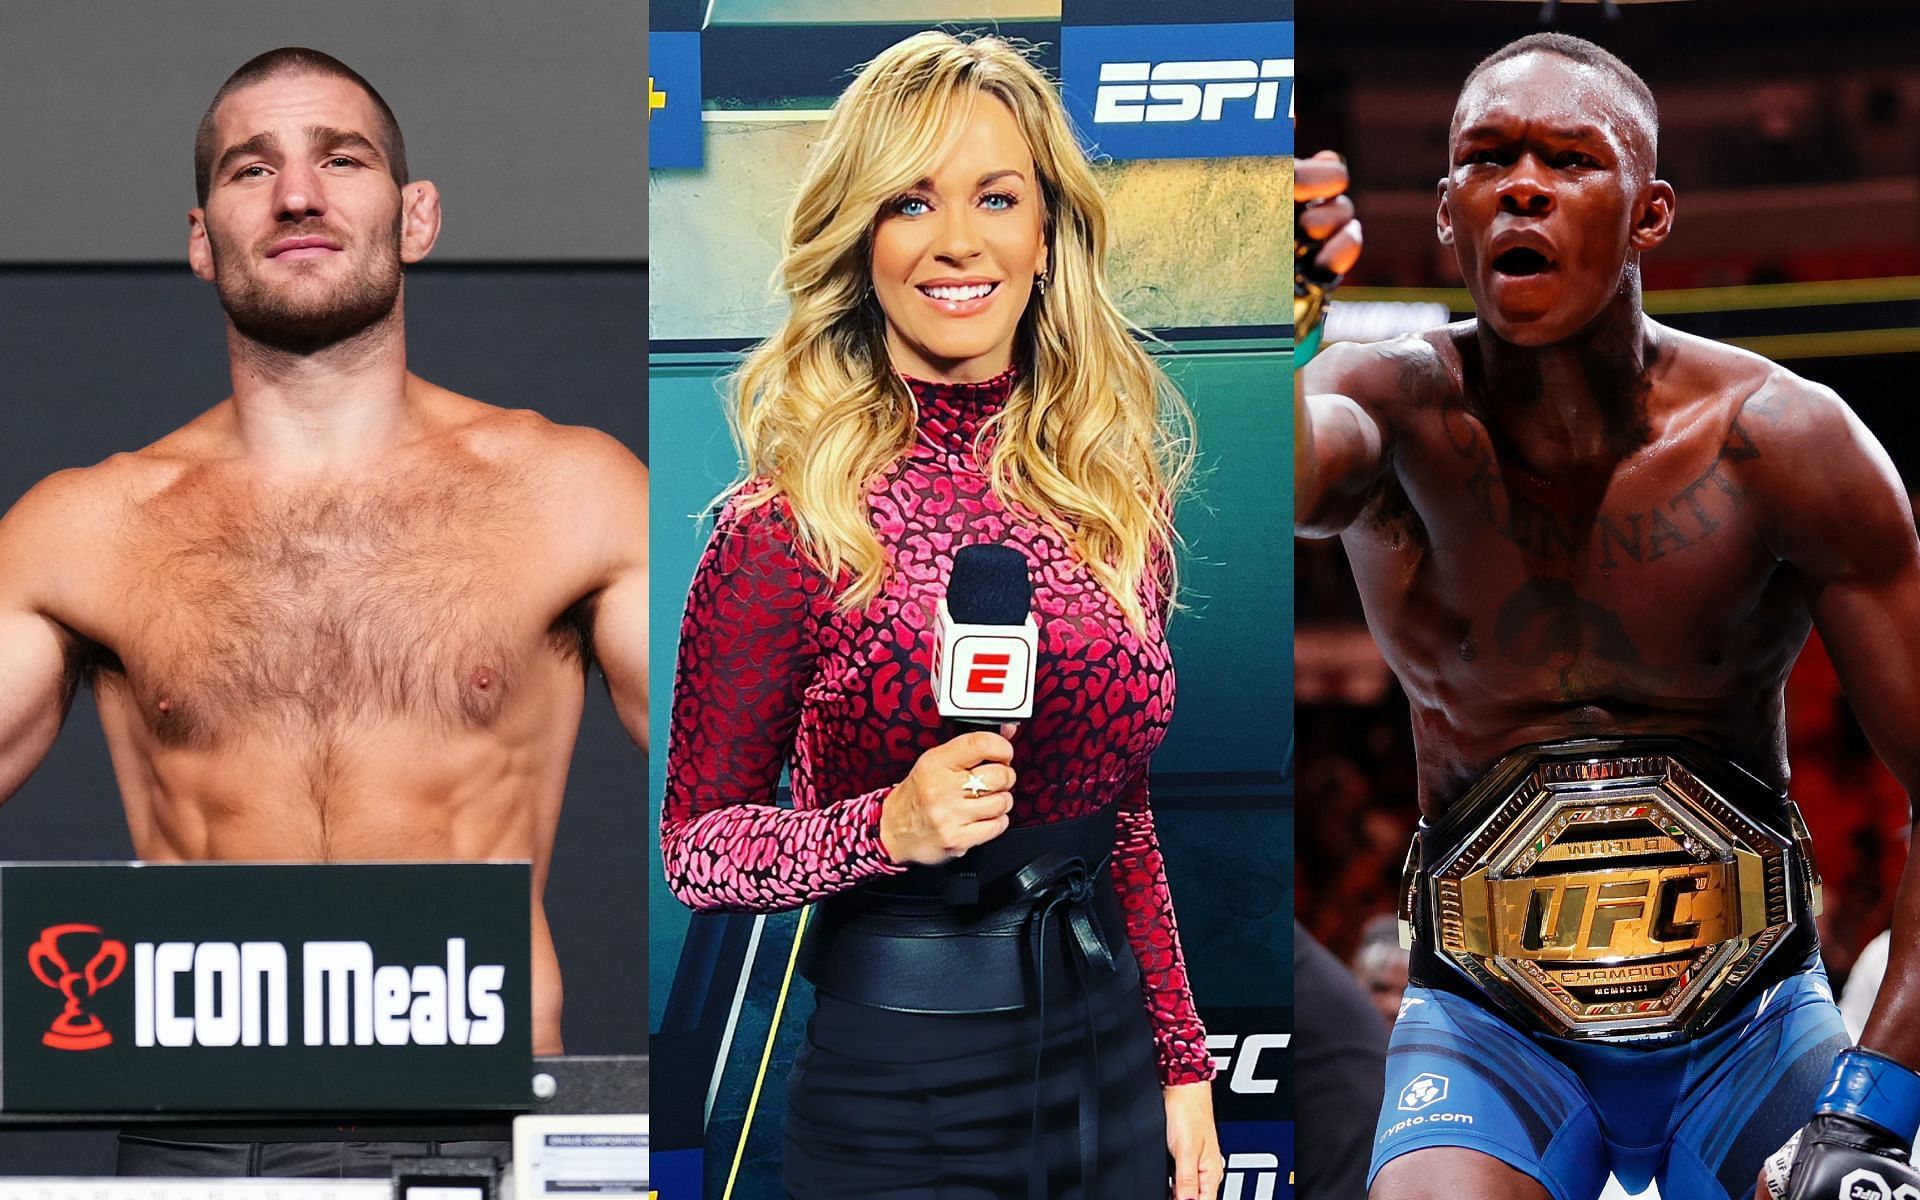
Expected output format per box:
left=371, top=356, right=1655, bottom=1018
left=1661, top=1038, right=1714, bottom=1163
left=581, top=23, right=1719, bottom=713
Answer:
left=1493, top=247, right=1555, bottom=277
left=917, top=282, right=998, bottom=303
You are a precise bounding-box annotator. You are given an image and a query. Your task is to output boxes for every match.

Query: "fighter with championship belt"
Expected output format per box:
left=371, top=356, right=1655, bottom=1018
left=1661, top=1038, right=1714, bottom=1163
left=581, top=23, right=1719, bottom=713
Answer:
left=1297, top=33, right=1920, bottom=1200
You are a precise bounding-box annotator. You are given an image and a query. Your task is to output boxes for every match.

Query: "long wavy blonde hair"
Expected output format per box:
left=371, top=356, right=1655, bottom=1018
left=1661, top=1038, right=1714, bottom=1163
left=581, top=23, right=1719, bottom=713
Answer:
left=726, top=30, right=1194, bottom=630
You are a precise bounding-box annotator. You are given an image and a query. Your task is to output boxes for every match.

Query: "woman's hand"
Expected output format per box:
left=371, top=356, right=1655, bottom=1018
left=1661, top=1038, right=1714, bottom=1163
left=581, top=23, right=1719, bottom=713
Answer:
left=878, top=729, right=1016, bottom=865
left=1166, top=1079, right=1225, bottom=1200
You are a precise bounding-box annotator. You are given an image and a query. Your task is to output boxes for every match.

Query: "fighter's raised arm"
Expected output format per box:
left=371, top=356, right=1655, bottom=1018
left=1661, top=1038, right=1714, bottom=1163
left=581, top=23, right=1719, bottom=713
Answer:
left=1294, top=150, right=1383, bottom=538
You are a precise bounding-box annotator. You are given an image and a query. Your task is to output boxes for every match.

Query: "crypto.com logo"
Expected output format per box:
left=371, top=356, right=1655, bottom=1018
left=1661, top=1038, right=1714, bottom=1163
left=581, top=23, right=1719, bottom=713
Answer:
left=28, top=923, right=128, bottom=1051
left=1398, top=1072, right=1449, bottom=1112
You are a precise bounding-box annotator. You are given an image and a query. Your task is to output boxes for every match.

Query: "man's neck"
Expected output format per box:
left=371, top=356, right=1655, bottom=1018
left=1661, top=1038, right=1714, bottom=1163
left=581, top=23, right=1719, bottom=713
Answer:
left=1471, top=275, right=1660, bottom=469
left=225, top=306, right=421, bottom=469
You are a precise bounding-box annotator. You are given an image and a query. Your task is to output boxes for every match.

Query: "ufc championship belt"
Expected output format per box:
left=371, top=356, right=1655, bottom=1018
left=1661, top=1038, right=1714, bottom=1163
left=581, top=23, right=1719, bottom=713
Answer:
left=1403, top=738, right=1822, bottom=1043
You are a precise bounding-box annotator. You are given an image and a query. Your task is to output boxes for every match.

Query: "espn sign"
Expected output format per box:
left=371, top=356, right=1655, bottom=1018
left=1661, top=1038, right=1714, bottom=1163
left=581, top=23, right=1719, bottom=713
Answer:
left=934, top=601, right=1038, bottom=721
left=1061, top=21, right=1293, bottom=160
left=1093, top=59, right=1293, bottom=126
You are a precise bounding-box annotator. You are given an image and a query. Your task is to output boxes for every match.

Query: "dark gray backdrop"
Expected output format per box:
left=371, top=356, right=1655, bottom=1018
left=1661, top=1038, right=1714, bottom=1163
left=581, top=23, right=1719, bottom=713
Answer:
left=0, top=0, right=646, bottom=1173
left=0, top=0, right=647, bottom=262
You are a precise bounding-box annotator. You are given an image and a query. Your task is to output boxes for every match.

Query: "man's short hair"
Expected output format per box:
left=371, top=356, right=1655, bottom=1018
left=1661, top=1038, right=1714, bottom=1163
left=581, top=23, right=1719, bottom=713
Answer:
left=1459, top=32, right=1659, bottom=166
left=194, top=47, right=408, bottom=207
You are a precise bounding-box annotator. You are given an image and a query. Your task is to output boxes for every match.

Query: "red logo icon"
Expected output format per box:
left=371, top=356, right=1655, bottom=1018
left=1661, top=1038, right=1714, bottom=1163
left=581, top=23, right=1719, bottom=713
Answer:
left=965, top=653, right=1012, bottom=696
left=28, top=924, right=127, bottom=1051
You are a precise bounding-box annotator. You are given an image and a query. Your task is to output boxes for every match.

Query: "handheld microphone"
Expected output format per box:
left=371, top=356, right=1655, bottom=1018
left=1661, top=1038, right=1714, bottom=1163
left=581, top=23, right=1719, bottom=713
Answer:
left=935, top=543, right=1038, bottom=729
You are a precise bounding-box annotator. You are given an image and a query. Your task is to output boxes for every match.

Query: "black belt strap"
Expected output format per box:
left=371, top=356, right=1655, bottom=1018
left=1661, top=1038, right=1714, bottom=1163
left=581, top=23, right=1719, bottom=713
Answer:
left=1016, top=848, right=1115, bottom=1200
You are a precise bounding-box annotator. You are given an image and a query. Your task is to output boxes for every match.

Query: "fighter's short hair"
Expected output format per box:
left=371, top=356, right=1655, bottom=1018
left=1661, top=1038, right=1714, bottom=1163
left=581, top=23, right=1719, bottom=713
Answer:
left=1461, top=32, right=1659, bottom=163
left=194, top=47, right=408, bottom=207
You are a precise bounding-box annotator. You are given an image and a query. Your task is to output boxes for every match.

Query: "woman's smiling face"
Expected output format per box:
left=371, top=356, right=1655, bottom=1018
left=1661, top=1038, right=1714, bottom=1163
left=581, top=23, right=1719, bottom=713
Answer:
left=870, top=95, right=1049, bottom=384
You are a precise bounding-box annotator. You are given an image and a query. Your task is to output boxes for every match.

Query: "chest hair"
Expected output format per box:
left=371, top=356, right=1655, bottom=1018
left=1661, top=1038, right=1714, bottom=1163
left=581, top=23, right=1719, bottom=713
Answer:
left=106, top=468, right=537, bottom=747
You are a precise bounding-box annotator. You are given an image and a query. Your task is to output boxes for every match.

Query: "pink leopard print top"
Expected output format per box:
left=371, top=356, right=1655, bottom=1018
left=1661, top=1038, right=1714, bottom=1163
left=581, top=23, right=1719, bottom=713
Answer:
left=660, top=367, right=1214, bottom=1086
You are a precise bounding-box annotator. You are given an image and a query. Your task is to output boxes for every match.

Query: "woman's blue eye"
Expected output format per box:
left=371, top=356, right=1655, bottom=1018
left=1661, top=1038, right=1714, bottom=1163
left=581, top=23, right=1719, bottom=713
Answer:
left=981, top=192, right=1017, bottom=211
left=893, top=195, right=931, bottom=217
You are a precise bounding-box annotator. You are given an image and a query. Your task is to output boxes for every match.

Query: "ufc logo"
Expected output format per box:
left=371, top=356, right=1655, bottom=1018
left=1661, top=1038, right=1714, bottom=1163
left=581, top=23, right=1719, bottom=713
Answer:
left=965, top=654, right=1011, bottom=696
left=1519, top=871, right=1708, bottom=952
left=1205, top=1031, right=1290, bottom=1094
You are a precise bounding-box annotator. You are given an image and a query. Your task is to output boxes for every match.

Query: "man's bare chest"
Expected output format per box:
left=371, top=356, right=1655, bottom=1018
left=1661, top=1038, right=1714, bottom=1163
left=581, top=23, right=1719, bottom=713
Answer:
left=1354, top=400, right=1792, bottom=689
left=86, top=478, right=583, bottom=746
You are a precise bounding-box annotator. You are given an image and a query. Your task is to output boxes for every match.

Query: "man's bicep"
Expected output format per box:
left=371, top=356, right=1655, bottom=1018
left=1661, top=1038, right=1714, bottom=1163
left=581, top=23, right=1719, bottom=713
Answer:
left=1793, top=398, right=1920, bottom=787
left=556, top=428, right=647, bottom=750
left=1297, top=392, right=1388, bottom=537
left=0, top=470, right=99, bottom=801
left=1816, top=572, right=1920, bottom=789
left=1297, top=343, right=1392, bottom=537
left=0, top=607, right=78, bottom=802
left=593, top=563, right=647, bottom=752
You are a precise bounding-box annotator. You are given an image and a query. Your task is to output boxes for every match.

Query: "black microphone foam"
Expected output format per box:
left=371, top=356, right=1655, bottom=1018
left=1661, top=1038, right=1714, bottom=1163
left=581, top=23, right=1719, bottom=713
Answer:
left=946, top=543, right=1031, bottom=626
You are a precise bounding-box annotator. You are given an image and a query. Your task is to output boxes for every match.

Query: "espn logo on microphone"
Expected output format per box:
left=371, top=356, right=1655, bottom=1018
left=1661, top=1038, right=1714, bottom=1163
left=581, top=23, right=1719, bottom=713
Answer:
left=935, top=604, right=1038, bottom=721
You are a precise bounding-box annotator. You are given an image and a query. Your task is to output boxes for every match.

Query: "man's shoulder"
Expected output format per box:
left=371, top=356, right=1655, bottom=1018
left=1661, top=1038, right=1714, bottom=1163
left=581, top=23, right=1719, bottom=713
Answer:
left=4, top=448, right=186, bottom=534
left=1654, top=329, right=1894, bottom=545
left=453, top=405, right=645, bottom=489
left=1306, top=323, right=1470, bottom=418
left=0, top=451, right=192, bottom=610
left=450, top=407, right=647, bottom=583
left=1659, top=327, right=1854, bottom=457
left=437, top=401, right=646, bottom=543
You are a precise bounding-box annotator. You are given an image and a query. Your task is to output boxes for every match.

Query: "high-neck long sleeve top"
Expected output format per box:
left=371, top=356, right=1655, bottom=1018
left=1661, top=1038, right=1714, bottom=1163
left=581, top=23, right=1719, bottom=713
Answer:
left=660, top=368, right=1214, bottom=1086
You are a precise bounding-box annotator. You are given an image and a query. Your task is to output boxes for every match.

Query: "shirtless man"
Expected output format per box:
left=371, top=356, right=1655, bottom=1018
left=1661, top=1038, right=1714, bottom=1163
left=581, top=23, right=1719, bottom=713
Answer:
left=0, top=48, right=647, bottom=1173
left=1298, top=34, right=1920, bottom=1200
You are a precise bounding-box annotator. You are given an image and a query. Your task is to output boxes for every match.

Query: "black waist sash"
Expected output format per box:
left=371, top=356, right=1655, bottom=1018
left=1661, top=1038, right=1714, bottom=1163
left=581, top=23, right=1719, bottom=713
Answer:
left=800, top=806, right=1130, bottom=1200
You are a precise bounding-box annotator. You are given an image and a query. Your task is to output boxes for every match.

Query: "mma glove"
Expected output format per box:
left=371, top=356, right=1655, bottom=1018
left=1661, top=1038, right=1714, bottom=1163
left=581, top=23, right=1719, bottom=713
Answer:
left=1764, top=1048, right=1920, bottom=1199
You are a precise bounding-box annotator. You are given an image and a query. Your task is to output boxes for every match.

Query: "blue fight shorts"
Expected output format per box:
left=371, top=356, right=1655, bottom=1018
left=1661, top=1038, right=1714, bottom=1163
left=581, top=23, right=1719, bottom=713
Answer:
left=1368, top=962, right=1850, bottom=1200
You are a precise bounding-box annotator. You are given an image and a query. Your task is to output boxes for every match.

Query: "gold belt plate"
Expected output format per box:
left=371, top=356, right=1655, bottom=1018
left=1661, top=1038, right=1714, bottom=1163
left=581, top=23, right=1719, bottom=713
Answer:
left=1422, top=741, right=1818, bottom=1042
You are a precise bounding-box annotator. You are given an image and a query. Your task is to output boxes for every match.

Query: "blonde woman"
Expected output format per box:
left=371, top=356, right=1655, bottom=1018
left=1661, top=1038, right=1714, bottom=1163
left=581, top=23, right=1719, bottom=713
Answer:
left=661, top=31, right=1224, bottom=1200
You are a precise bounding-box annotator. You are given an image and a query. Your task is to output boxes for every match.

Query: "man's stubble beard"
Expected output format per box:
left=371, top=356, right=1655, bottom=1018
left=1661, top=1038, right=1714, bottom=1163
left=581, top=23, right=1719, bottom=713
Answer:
left=210, top=211, right=405, bottom=358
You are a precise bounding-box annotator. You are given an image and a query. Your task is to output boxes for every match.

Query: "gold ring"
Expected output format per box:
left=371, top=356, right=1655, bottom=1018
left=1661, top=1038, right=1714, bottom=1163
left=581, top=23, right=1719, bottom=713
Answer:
left=962, top=772, right=989, bottom=799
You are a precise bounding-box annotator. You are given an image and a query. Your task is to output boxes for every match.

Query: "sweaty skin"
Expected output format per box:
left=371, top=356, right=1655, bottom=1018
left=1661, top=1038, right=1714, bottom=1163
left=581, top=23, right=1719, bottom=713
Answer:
left=0, top=69, right=648, bottom=1057
left=1301, top=320, right=1920, bottom=818
left=1298, top=48, right=1920, bottom=1200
